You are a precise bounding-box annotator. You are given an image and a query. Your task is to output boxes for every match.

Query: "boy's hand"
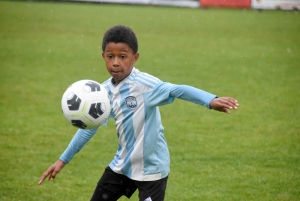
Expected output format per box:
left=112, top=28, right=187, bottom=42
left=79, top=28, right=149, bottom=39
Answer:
left=209, top=97, right=239, bottom=114
left=38, top=160, right=66, bottom=185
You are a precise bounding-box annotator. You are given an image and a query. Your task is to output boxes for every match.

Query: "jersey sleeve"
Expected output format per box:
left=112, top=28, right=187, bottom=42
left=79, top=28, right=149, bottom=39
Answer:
left=170, top=84, right=217, bottom=108
left=145, top=82, right=176, bottom=107
left=59, top=127, right=98, bottom=164
left=146, top=83, right=217, bottom=108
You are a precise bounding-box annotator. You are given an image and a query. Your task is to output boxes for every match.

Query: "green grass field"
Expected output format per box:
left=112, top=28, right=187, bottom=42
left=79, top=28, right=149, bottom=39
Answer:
left=0, top=1, right=299, bottom=200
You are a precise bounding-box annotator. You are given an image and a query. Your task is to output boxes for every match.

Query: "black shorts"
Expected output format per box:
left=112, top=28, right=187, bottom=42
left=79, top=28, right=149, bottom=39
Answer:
left=90, top=167, right=168, bottom=201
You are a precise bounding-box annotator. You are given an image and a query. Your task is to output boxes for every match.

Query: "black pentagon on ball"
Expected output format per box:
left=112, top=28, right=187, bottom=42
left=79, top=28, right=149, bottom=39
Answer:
left=67, top=94, right=81, bottom=110
left=89, top=102, right=104, bottom=119
left=85, top=81, right=101, bottom=92
left=71, top=120, right=87, bottom=129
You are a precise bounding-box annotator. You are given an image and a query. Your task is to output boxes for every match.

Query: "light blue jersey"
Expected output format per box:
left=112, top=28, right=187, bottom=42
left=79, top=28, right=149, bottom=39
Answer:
left=60, top=68, right=216, bottom=181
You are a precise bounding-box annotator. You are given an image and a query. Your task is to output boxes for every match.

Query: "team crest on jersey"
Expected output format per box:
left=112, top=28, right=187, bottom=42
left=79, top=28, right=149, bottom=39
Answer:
left=125, top=96, right=137, bottom=110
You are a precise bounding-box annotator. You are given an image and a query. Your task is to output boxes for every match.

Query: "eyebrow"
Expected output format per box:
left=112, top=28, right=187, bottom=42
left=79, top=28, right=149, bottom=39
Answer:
left=105, top=49, right=129, bottom=53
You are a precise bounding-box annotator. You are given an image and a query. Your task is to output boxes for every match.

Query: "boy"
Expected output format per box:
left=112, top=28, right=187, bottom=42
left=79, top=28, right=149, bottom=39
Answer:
left=38, top=25, right=239, bottom=201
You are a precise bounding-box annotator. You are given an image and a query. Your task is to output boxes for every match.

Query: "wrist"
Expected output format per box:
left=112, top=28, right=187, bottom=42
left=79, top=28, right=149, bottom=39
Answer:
left=57, top=159, right=66, bottom=167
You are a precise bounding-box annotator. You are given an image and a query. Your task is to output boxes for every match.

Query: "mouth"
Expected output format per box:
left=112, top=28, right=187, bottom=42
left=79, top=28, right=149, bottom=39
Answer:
left=111, top=70, right=120, bottom=75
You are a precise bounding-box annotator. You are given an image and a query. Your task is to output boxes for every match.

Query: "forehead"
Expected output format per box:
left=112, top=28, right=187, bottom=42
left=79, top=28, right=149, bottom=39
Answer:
left=104, top=42, right=133, bottom=53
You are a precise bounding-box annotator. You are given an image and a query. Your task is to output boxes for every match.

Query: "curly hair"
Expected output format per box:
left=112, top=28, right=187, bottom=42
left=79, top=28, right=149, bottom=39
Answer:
left=102, top=25, right=138, bottom=54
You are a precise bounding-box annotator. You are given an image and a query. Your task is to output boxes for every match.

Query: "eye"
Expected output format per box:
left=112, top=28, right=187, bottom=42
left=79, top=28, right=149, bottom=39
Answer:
left=107, top=55, right=113, bottom=59
left=120, top=55, right=126, bottom=59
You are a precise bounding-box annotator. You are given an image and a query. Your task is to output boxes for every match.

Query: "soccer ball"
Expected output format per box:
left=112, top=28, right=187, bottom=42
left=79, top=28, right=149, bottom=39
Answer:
left=61, top=80, right=111, bottom=129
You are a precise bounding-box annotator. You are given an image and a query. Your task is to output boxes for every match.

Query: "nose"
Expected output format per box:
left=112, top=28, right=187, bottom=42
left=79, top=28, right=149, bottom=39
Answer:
left=113, top=58, right=119, bottom=67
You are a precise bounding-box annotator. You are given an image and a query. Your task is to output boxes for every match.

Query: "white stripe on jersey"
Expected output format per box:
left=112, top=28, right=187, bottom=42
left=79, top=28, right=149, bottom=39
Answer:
left=126, top=80, right=145, bottom=179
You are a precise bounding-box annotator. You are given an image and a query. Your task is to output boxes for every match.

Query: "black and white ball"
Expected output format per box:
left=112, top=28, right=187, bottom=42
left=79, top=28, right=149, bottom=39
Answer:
left=61, top=80, right=111, bottom=129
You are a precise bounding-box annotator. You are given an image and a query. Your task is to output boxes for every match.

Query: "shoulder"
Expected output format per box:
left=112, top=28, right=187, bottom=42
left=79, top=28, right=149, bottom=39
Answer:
left=101, top=78, right=113, bottom=94
left=129, top=68, right=162, bottom=89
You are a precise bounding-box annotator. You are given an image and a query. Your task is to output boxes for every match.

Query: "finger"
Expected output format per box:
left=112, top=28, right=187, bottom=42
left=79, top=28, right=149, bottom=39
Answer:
left=218, top=100, right=235, bottom=110
left=38, top=178, right=45, bottom=185
left=49, top=169, right=60, bottom=181
left=48, top=172, right=52, bottom=181
left=38, top=166, right=55, bottom=185
left=225, top=97, right=238, bottom=103
left=227, top=98, right=239, bottom=107
left=38, top=171, right=50, bottom=185
left=220, top=97, right=239, bottom=109
left=217, top=101, right=236, bottom=114
left=223, top=97, right=237, bottom=103
left=220, top=97, right=238, bottom=103
left=218, top=106, right=230, bottom=114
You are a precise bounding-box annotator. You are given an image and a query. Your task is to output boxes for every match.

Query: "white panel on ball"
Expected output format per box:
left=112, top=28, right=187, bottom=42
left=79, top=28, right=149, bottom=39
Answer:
left=61, top=80, right=111, bottom=129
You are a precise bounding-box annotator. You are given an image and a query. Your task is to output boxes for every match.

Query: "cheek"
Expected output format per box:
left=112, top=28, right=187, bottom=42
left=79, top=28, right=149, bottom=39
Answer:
left=104, top=59, right=112, bottom=66
left=105, top=63, right=111, bottom=70
left=129, top=59, right=135, bottom=65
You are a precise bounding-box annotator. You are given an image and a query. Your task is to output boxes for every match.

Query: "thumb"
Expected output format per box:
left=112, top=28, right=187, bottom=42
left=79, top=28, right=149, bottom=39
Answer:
left=223, top=108, right=230, bottom=114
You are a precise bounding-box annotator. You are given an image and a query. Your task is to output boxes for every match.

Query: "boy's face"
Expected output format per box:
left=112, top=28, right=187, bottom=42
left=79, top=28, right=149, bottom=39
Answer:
left=102, top=42, right=139, bottom=86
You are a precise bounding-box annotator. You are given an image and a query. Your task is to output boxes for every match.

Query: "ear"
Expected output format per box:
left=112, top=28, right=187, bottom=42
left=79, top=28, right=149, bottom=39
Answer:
left=102, top=52, right=105, bottom=59
left=133, top=52, right=140, bottom=64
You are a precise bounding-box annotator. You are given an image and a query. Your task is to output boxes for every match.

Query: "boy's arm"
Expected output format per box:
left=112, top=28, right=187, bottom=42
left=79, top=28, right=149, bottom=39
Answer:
left=38, top=128, right=98, bottom=185
left=59, top=128, right=98, bottom=163
left=170, top=85, right=238, bottom=113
